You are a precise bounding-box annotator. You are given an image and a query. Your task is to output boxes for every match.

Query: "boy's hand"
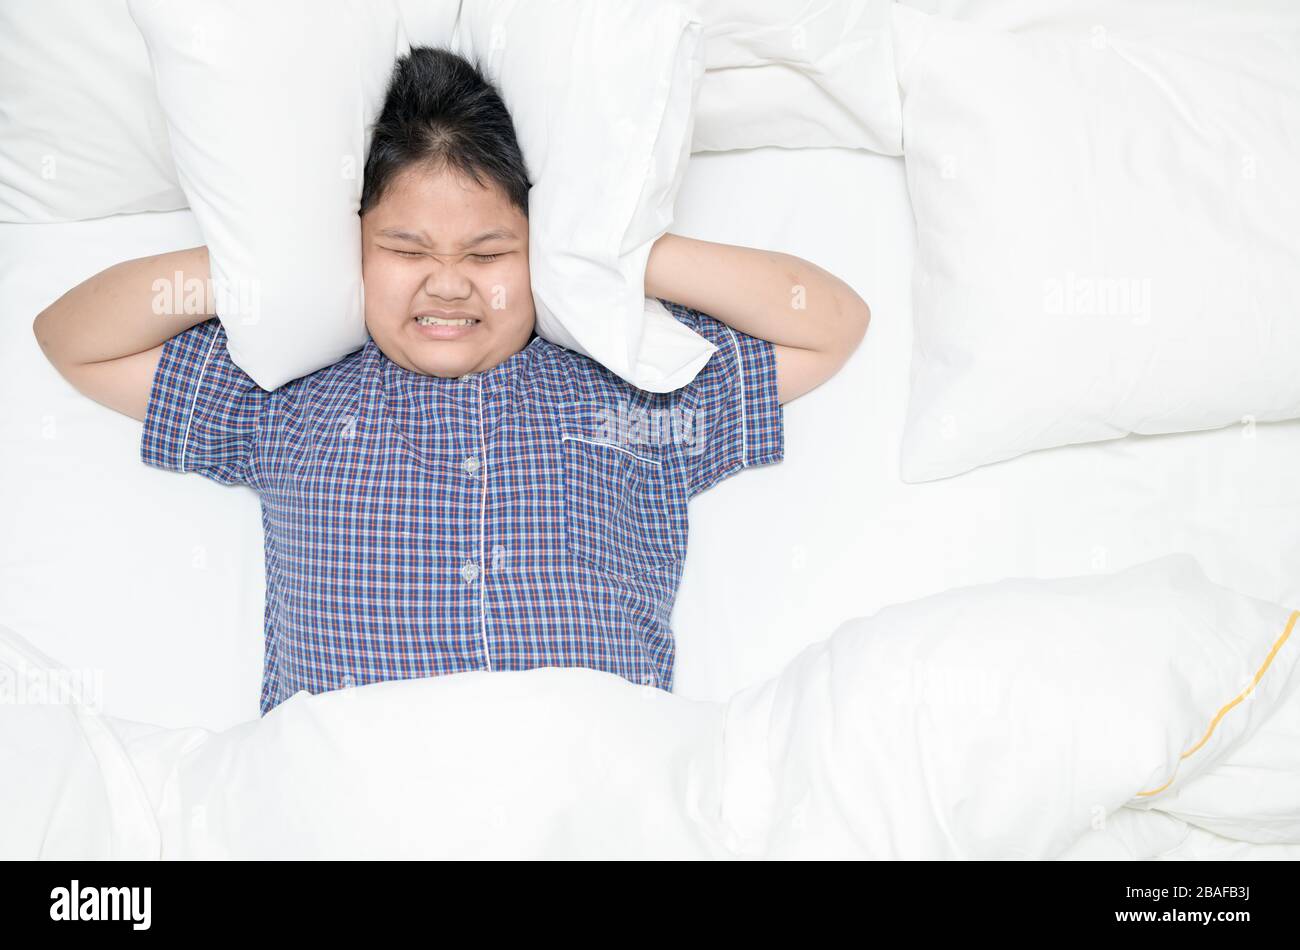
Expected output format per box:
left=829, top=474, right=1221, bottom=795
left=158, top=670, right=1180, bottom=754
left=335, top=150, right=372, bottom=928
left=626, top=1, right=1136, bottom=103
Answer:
left=644, top=233, right=870, bottom=404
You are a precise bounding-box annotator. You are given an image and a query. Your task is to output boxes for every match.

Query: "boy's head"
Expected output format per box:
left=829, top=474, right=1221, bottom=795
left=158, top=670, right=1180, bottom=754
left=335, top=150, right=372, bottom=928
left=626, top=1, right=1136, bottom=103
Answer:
left=360, top=47, right=533, bottom=379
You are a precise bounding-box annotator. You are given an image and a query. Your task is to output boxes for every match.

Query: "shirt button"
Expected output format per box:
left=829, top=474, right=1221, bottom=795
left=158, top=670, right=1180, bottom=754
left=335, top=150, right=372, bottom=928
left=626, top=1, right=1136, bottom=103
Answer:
left=459, top=372, right=473, bottom=382
left=641, top=674, right=656, bottom=687
left=460, top=561, right=481, bottom=583
left=463, top=454, right=481, bottom=475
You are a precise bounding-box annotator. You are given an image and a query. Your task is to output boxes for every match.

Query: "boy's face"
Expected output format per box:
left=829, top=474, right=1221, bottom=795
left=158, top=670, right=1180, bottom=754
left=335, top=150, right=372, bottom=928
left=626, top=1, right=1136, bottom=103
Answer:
left=361, top=163, right=534, bottom=378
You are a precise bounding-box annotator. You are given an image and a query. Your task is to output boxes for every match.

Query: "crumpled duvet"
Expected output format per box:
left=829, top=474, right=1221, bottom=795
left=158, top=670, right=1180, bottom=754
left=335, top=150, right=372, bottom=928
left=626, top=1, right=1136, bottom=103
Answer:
left=3, top=554, right=1297, bottom=859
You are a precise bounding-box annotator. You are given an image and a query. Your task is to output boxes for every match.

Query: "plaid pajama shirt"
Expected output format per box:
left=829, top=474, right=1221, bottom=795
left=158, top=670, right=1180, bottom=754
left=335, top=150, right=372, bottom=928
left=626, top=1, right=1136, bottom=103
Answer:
left=141, top=300, right=784, bottom=716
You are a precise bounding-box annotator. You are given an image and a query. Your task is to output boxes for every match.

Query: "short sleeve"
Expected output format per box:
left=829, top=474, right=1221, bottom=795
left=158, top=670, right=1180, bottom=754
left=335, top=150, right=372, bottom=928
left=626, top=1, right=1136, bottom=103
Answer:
left=659, top=298, right=784, bottom=499
left=140, top=318, right=272, bottom=489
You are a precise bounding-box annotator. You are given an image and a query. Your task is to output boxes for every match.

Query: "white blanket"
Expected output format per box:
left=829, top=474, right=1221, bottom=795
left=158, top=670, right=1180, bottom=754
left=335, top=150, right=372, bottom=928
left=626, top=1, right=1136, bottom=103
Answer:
left=3, top=554, right=1297, bottom=859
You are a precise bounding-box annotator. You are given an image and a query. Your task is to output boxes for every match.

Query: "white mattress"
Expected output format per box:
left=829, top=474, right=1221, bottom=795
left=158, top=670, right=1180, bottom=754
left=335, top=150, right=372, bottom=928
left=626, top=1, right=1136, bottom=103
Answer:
left=5, top=145, right=1300, bottom=729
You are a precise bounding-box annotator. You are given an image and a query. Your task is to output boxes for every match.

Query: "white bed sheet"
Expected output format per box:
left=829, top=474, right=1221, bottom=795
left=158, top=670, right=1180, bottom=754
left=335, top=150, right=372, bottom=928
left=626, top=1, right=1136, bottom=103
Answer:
left=5, top=147, right=1300, bottom=728
left=2, top=210, right=262, bottom=729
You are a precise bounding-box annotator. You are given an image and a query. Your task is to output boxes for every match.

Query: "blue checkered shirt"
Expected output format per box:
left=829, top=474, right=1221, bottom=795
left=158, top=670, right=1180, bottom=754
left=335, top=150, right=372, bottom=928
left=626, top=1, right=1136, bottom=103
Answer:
left=141, top=300, right=784, bottom=716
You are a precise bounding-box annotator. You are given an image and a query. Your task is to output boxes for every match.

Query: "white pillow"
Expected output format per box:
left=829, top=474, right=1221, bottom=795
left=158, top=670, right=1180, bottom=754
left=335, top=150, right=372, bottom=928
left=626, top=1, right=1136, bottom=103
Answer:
left=0, top=0, right=185, bottom=222
left=691, top=0, right=902, bottom=155
left=126, top=0, right=416, bottom=390
left=893, top=6, right=1300, bottom=481
left=441, top=0, right=715, bottom=392
left=901, top=0, right=1300, bottom=35
left=129, top=0, right=708, bottom=393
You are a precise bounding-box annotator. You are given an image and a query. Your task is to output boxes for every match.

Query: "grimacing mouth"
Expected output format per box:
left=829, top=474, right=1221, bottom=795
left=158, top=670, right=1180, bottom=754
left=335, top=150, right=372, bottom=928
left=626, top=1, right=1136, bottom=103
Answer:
left=413, top=311, right=481, bottom=327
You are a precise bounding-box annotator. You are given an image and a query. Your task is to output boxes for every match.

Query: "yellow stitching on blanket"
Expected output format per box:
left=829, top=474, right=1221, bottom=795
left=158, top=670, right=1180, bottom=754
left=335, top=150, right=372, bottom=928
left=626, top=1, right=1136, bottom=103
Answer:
left=1135, top=609, right=1298, bottom=798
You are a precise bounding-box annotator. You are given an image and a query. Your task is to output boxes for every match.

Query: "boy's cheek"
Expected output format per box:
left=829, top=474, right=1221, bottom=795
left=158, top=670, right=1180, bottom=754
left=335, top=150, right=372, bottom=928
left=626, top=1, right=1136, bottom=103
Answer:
left=485, top=266, right=526, bottom=312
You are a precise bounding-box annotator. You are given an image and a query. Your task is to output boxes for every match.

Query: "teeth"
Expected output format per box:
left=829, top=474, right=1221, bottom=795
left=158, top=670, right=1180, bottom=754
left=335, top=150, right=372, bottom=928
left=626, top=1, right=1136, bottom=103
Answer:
left=417, top=315, right=477, bottom=327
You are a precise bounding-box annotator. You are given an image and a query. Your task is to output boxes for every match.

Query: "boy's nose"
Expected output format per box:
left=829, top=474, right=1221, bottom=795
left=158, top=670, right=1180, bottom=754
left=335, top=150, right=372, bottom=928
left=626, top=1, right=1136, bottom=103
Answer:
left=423, top=263, right=472, bottom=298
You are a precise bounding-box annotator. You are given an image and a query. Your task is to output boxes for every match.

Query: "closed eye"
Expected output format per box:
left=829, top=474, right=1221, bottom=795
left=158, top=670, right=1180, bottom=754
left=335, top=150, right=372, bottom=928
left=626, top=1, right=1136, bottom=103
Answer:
left=385, top=248, right=502, bottom=262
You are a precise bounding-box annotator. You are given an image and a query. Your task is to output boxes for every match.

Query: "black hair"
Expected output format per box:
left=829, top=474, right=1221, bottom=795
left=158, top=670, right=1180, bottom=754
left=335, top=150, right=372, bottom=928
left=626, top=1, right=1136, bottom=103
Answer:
left=360, top=46, right=530, bottom=218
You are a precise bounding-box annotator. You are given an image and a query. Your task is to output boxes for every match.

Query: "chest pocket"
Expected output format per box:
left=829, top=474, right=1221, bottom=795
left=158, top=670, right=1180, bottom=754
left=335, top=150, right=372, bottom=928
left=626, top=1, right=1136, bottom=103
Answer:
left=560, top=403, right=681, bottom=578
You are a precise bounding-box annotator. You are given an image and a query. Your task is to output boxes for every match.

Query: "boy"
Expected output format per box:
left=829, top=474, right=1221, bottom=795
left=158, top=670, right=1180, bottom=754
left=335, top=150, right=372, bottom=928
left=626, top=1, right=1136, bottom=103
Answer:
left=33, top=48, right=869, bottom=716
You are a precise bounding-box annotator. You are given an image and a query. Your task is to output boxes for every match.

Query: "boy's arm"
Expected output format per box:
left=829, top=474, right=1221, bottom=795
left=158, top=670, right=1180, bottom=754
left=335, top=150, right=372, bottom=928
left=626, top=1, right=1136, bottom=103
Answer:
left=644, top=233, right=870, bottom=405
left=32, top=246, right=214, bottom=421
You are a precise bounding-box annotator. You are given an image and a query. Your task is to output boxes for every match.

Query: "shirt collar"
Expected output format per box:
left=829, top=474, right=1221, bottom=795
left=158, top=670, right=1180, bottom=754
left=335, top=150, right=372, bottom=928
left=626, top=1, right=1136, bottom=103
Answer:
left=373, top=333, right=545, bottom=407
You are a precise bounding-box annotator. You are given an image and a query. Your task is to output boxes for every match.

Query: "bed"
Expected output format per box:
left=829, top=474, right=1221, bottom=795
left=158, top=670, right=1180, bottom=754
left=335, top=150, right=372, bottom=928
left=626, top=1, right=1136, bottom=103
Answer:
left=3, top=0, right=1300, bottom=860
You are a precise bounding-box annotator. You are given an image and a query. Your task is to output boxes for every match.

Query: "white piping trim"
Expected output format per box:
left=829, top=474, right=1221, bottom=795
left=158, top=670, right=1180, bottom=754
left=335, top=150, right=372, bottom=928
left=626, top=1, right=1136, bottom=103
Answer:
left=475, top=378, right=491, bottom=672
left=178, top=327, right=223, bottom=472
left=723, top=325, right=748, bottom=466
left=560, top=433, right=662, bottom=467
